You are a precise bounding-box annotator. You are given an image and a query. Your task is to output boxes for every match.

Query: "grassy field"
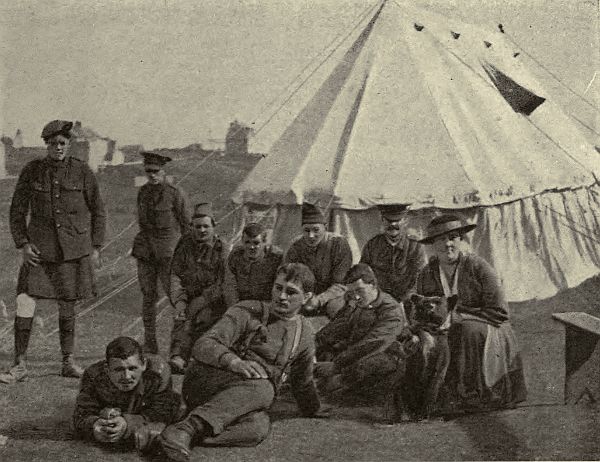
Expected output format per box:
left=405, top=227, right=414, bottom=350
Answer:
left=1, top=152, right=600, bottom=460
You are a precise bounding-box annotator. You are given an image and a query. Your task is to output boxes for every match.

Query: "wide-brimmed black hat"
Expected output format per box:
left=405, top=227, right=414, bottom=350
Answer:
left=418, top=214, right=476, bottom=244
left=141, top=151, right=172, bottom=166
left=41, top=120, right=73, bottom=141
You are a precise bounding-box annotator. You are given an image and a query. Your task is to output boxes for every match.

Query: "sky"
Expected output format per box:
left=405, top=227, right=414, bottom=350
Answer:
left=0, top=0, right=598, bottom=149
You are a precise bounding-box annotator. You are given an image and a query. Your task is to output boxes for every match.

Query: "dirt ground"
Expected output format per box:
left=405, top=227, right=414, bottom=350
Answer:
left=0, top=274, right=599, bottom=461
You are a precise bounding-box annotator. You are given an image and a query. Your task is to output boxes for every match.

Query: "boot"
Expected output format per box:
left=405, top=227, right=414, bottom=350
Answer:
left=0, top=356, right=28, bottom=384
left=158, top=417, right=199, bottom=462
left=61, top=354, right=84, bottom=378
left=58, top=311, right=83, bottom=378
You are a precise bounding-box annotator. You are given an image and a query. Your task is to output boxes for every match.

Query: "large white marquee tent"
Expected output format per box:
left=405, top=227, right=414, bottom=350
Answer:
left=232, top=0, right=600, bottom=302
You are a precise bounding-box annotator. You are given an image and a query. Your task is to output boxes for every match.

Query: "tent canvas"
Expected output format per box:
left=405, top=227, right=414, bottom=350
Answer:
left=232, top=0, right=600, bottom=302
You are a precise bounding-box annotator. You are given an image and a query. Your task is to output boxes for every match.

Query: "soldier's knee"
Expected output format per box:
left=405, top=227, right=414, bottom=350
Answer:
left=16, top=293, right=36, bottom=318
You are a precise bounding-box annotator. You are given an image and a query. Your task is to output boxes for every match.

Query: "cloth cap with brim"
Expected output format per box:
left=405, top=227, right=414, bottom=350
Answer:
left=243, top=222, right=266, bottom=237
left=41, top=120, right=73, bottom=141
left=192, top=202, right=214, bottom=219
left=419, top=214, right=476, bottom=244
left=141, top=151, right=172, bottom=166
left=302, top=203, right=327, bottom=225
left=379, top=204, right=408, bottom=221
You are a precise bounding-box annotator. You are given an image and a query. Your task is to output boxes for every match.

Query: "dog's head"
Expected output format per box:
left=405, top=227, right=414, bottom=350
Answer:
left=410, top=294, right=452, bottom=327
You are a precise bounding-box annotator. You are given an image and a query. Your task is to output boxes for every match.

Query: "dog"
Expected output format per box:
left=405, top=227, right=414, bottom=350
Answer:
left=391, top=294, right=453, bottom=421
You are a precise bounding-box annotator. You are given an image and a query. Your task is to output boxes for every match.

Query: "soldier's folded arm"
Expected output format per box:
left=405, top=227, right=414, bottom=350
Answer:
left=122, top=386, right=179, bottom=438
left=191, top=306, right=251, bottom=368
left=73, top=370, right=105, bottom=440
left=333, top=306, right=404, bottom=369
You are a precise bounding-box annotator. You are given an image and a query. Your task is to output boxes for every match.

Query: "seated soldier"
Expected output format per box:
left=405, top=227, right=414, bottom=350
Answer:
left=315, top=263, right=406, bottom=395
left=158, top=263, right=321, bottom=462
left=223, top=222, right=283, bottom=307
left=169, top=203, right=228, bottom=374
left=73, top=336, right=181, bottom=453
left=360, top=204, right=427, bottom=303
left=284, top=202, right=352, bottom=318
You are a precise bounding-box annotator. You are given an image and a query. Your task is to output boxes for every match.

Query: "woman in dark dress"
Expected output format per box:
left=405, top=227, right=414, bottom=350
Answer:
left=416, top=214, right=527, bottom=412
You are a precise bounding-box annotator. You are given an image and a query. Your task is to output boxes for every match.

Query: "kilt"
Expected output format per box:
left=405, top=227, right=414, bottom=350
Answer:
left=17, top=256, right=96, bottom=301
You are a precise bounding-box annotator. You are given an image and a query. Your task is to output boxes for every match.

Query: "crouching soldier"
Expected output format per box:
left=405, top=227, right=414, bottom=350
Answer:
left=168, top=203, right=228, bottom=374
left=158, top=263, right=321, bottom=462
left=223, top=222, right=283, bottom=307
left=73, top=337, right=181, bottom=453
left=284, top=203, right=352, bottom=318
left=315, top=263, right=406, bottom=395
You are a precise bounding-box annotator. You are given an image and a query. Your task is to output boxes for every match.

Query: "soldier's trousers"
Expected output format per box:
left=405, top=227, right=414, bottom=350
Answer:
left=137, top=258, right=171, bottom=352
left=182, top=361, right=274, bottom=447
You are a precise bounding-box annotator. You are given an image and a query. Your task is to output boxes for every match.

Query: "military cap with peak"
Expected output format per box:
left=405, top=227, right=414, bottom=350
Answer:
left=301, top=202, right=326, bottom=225
left=192, top=202, right=214, bottom=219
left=41, top=120, right=73, bottom=141
left=379, top=204, right=408, bottom=221
left=141, top=151, right=172, bottom=166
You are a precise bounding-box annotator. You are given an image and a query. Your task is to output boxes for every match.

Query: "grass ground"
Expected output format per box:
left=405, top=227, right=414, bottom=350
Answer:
left=1, top=154, right=599, bottom=460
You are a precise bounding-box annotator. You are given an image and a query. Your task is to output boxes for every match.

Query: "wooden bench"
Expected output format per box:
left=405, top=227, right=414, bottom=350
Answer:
left=552, top=312, right=600, bottom=404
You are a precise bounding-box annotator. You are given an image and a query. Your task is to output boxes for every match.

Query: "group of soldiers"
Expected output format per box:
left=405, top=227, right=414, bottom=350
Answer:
left=0, top=120, right=525, bottom=461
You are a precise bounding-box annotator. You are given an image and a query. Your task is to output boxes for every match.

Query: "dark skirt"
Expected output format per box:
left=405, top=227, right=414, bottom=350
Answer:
left=444, top=318, right=527, bottom=412
left=17, top=256, right=96, bottom=301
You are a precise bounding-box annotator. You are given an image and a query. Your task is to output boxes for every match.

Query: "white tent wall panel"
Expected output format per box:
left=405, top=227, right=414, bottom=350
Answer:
left=239, top=184, right=600, bottom=303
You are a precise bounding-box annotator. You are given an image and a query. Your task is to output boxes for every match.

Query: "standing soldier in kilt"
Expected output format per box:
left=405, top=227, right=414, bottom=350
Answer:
left=0, top=120, right=106, bottom=383
left=131, top=152, right=190, bottom=354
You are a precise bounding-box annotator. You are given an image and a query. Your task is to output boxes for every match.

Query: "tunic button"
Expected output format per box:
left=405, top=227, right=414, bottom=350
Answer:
left=56, top=224, right=61, bottom=228
left=54, top=180, right=59, bottom=185
left=55, top=194, right=59, bottom=198
left=55, top=209, right=61, bottom=213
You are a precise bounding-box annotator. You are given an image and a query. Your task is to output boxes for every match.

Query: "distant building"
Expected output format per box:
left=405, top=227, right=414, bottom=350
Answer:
left=120, top=144, right=145, bottom=163
left=225, top=120, right=253, bottom=156
left=69, top=121, right=121, bottom=172
left=13, top=129, right=23, bottom=149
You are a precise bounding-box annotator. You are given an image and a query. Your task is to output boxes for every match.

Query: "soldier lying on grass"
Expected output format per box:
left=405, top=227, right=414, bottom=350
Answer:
left=73, top=336, right=181, bottom=453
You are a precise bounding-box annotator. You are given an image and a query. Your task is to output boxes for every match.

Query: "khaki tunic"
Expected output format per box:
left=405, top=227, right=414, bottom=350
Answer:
left=132, top=182, right=190, bottom=262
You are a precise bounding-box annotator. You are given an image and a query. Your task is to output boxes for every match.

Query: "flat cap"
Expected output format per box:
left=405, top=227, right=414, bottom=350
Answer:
left=192, top=202, right=214, bottom=219
left=243, top=222, right=266, bottom=237
left=379, top=204, right=408, bottom=221
left=302, top=202, right=326, bottom=225
left=41, top=120, right=73, bottom=140
left=141, top=151, right=172, bottom=166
